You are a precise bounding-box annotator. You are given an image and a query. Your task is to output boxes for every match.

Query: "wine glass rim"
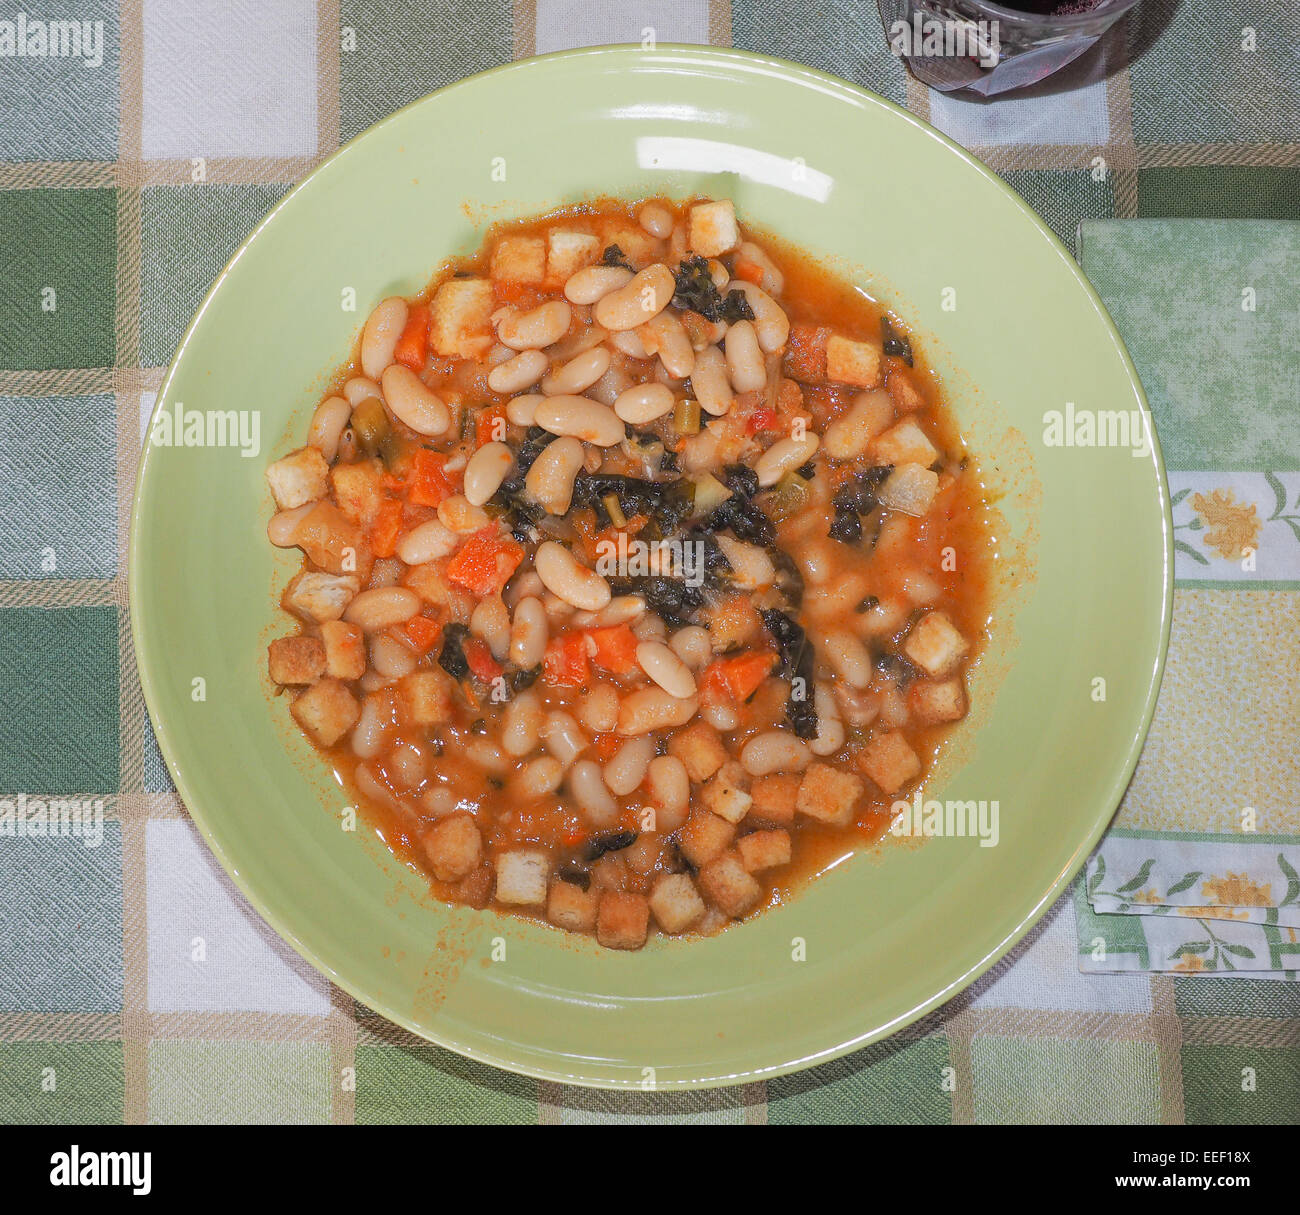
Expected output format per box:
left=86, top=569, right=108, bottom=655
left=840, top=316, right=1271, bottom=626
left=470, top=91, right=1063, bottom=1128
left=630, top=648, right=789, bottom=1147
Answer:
left=949, top=0, right=1139, bottom=26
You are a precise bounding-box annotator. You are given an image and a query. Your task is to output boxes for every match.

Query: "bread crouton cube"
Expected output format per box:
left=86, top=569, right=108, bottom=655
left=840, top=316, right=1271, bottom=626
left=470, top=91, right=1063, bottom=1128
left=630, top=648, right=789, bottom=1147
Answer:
left=456, top=864, right=494, bottom=909
left=268, top=635, right=325, bottom=685
left=667, top=722, right=728, bottom=783
left=430, top=278, right=495, bottom=359
left=878, top=462, right=939, bottom=517
left=329, top=459, right=385, bottom=529
left=903, top=610, right=968, bottom=677
left=320, top=620, right=365, bottom=680
left=698, top=851, right=763, bottom=918
left=858, top=730, right=922, bottom=795
left=782, top=323, right=829, bottom=385
left=266, top=446, right=328, bottom=510
left=796, top=763, right=864, bottom=826
left=283, top=571, right=360, bottom=623
left=294, top=499, right=367, bottom=576
left=687, top=200, right=739, bottom=258
left=737, top=829, right=792, bottom=872
left=749, top=774, right=799, bottom=826
left=596, top=891, right=650, bottom=950
left=826, top=335, right=883, bottom=388
left=546, top=230, right=601, bottom=282
left=495, top=848, right=550, bottom=905
left=598, top=223, right=661, bottom=268
left=871, top=418, right=938, bottom=468
left=423, top=814, right=482, bottom=882
left=909, top=677, right=967, bottom=724
left=648, top=872, right=706, bottom=935
left=678, top=811, right=735, bottom=867
left=490, top=234, right=546, bottom=283
left=548, top=878, right=600, bottom=932
left=700, top=761, right=753, bottom=824
left=290, top=678, right=359, bottom=747
left=400, top=670, right=454, bottom=726
left=887, top=366, right=926, bottom=413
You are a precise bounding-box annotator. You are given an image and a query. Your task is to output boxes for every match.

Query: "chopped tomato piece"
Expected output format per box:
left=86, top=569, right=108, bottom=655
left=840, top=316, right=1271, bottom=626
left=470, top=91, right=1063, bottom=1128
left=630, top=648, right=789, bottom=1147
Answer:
left=592, top=732, right=623, bottom=760
left=407, top=449, right=460, bottom=508
left=445, top=526, right=525, bottom=596
left=464, top=636, right=503, bottom=682
left=733, top=256, right=764, bottom=286
left=475, top=404, right=508, bottom=448
left=543, top=632, right=590, bottom=688
left=369, top=498, right=405, bottom=558
left=746, top=408, right=778, bottom=434
left=701, top=650, right=778, bottom=702
left=587, top=624, right=640, bottom=675
left=404, top=613, right=442, bottom=654
left=393, top=304, right=430, bottom=371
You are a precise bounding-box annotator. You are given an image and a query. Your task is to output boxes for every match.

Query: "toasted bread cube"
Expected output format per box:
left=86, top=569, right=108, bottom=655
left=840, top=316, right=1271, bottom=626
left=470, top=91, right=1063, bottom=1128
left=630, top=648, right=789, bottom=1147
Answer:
left=698, top=851, right=763, bottom=918
left=887, top=366, right=926, bottom=413
left=423, top=814, right=482, bottom=882
left=400, top=669, right=454, bottom=726
left=871, top=418, right=938, bottom=468
left=266, top=446, right=328, bottom=510
left=796, top=763, right=864, bottom=826
left=320, top=620, right=365, bottom=680
left=783, top=323, right=829, bottom=385
left=490, top=234, right=546, bottom=283
left=294, top=499, right=367, bottom=576
left=548, top=878, right=600, bottom=932
left=749, top=774, right=799, bottom=826
left=667, top=722, right=728, bottom=783
left=596, top=891, right=650, bottom=950
left=283, top=571, right=360, bottom=623
left=909, top=677, right=967, bottom=724
left=456, top=864, right=494, bottom=909
left=495, top=849, right=550, bottom=905
left=598, top=223, right=661, bottom=268
left=826, top=335, right=883, bottom=389
left=648, top=872, right=706, bottom=935
left=678, top=811, right=735, bottom=867
left=904, top=610, right=968, bottom=677
left=688, top=200, right=739, bottom=258
left=430, top=278, right=495, bottom=359
left=268, top=635, right=325, bottom=685
left=858, top=730, right=922, bottom=795
left=700, top=761, right=753, bottom=824
left=290, top=678, right=359, bottom=747
left=737, top=829, right=792, bottom=872
left=546, top=230, right=601, bottom=282
left=878, top=462, right=939, bottom=517
left=330, top=459, right=385, bottom=529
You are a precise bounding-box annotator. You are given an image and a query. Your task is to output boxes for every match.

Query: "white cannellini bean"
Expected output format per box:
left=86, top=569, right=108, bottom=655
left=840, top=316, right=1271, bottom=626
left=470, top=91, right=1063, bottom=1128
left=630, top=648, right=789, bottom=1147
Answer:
left=668, top=626, right=711, bottom=670
left=502, top=688, right=544, bottom=757
left=725, top=320, right=766, bottom=393
left=593, top=263, right=675, bottom=331
left=535, top=541, right=611, bottom=611
left=823, top=389, right=894, bottom=460
left=506, top=392, right=545, bottom=427
left=497, top=300, right=572, bottom=350
left=351, top=696, right=390, bottom=759
left=437, top=494, right=490, bottom=534
left=608, top=328, right=652, bottom=360
left=603, top=736, right=654, bottom=796
left=267, top=503, right=313, bottom=547
left=731, top=281, right=790, bottom=353
left=508, top=596, right=549, bottom=669
left=740, top=731, right=811, bottom=776
left=524, top=435, right=584, bottom=514
left=810, top=681, right=846, bottom=757
left=380, top=364, right=450, bottom=436
left=542, top=346, right=611, bottom=396
left=396, top=518, right=458, bottom=564
left=308, top=396, right=351, bottom=462
left=571, top=595, right=645, bottom=629
left=755, top=432, right=820, bottom=488
left=513, top=755, right=564, bottom=798
left=821, top=630, right=875, bottom=689
left=542, top=711, right=587, bottom=766
left=343, top=376, right=382, bottom=406
left=343, top=587, right=420, bottom=631
left=691, top=344, right=734, bottom=416
left=637, top=202, right=674, bottom=238
left=568, top=760, right=619, bottom=826
left=640, top=311, right=695, bottom=379
left=370, top=632, right=416, bottom=679
left=488, top=349, right=547, bottom=394
left=564, top=265, right=633, bottom=305
left=613, top=381, right=675, bottom=424
left=700, top=687, right=741, bottom=732
left=463, top=441, right=515, bottom=506
left=534, top=395, right=625, bottom=447
left=715, top=534, right=776, bottom=589
left=646, top=756, right=690, bottom=832
left=736, top=241, right=785, bottom=294
left=630, top=611, right=666, bottom=642
left=360, top=297, right=408, bottom=379
left=470, top=595, right=511, bottom=661
left=578, top=682, right=620, bottom=733
left=636, top=641, right=696, bottom=699
left=616, top=687, right=699, bottom=735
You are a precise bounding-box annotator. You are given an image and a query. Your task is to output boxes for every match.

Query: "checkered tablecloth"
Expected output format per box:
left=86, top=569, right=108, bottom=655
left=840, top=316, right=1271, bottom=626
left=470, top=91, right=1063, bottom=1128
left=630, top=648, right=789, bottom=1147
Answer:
left=1, top=1, right=1297, bottom=1124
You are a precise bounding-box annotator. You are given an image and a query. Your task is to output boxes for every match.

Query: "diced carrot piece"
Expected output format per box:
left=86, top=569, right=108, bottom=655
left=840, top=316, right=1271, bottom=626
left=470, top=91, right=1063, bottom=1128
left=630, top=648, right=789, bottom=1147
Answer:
left=543, top=633, right=590, bottom=688
left=404, top=613, right=442, bottom=654
left=587, top=624, right=640, bottom=675
left=733, top=257, right=764, bottom=286
left=592, top=732, right=623, bottom=760
left=370, top=499, right=405, bottom=558
left=407, top=449, right=460, bottom=508
left=475, top=404, right=508, bottom=448
left=444, top=526, right=525, bottom=596
left=393, top=304, right=430, bottom=371
left=701, top=650, right=778, bottom=702
left=464, top=636, right=503, bottom=682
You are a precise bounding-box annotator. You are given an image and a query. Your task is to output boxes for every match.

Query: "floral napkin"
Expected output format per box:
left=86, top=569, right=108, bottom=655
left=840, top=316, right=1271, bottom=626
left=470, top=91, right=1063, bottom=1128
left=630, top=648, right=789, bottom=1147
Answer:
left=1074, top=219, right=1300, bottom=977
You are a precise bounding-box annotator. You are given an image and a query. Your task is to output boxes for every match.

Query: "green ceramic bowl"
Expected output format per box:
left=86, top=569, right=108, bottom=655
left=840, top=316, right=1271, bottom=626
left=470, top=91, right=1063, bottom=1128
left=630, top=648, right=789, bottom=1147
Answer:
left=130, top=46, right=1171, bottom=1089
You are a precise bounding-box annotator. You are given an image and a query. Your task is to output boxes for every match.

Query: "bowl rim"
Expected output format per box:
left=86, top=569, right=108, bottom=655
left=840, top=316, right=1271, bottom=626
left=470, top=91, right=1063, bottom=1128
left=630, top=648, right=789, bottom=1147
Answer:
left=128, top=42, right=1174, bottom=1089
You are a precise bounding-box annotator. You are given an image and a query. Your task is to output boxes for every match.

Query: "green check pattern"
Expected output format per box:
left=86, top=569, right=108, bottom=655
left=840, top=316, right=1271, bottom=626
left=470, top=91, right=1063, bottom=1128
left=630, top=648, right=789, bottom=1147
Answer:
left=1, top=0, right=1297, bottom=1124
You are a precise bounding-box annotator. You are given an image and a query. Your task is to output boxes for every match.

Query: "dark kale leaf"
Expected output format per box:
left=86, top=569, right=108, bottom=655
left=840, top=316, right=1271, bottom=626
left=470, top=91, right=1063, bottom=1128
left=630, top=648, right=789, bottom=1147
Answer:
left=437, top=623, right=471, bottom=679
left=600, top=244, right=634, bottom=270
left=672, top=257, right=757, bottom=324
left=583, top=829, right=637, bottom=861
left=881, top=316, right=914, bottom=367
